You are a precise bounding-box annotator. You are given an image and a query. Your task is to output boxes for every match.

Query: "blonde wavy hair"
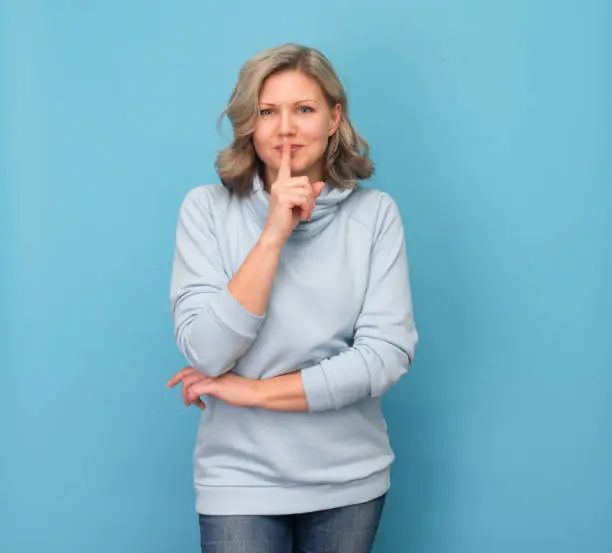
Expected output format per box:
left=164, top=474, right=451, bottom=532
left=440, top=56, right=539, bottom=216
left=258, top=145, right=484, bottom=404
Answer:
left=215, top=43, right=374, bottom=196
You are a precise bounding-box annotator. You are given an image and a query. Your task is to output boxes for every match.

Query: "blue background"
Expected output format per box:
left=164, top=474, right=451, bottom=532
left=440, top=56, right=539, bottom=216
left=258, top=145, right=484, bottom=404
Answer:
left=2, top=1, right=609, bottom=551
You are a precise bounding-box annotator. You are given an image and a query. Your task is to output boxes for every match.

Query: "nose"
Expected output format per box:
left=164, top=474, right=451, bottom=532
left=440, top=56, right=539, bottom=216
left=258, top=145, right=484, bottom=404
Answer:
left=278, top=107, right=296, bottom=137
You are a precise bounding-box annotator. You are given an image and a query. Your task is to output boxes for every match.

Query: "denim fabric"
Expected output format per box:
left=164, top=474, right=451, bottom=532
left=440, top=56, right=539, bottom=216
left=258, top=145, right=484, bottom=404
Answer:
left=198, top=494, right=386, bottom=553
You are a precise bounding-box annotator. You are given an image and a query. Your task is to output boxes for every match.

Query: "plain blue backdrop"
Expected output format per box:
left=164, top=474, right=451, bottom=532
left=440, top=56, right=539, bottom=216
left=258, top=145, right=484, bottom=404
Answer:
left=2, top=1, right=609, bottom=552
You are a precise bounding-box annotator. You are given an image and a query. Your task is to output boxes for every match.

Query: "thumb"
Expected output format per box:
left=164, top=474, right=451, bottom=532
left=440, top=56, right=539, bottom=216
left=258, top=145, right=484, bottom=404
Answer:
left=312, top=181, right=326, bottom=198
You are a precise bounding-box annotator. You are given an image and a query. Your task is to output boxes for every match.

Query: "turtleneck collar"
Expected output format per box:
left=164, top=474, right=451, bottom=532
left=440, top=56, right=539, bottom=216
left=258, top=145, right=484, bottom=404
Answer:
left=245, top=173, right=355, bottom=242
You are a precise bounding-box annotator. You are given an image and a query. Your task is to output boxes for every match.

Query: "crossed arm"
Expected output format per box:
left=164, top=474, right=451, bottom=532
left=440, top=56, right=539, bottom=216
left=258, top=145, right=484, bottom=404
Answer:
left=168, top=188, right=417, bottom=412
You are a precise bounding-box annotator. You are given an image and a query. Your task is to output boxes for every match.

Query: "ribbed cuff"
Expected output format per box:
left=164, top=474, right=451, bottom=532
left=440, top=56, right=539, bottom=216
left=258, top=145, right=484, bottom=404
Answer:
left=208, top=286, right=265, bottom=339
left=301, top=353, right=373, bottom=412
left=301, top=364, right=336, bottom=412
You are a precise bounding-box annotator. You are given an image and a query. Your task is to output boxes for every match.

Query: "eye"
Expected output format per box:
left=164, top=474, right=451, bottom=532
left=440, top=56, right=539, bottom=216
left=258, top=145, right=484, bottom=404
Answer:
left=299, top=106, right=314, bottom=114
left=259, top=108, right=273, bottom=116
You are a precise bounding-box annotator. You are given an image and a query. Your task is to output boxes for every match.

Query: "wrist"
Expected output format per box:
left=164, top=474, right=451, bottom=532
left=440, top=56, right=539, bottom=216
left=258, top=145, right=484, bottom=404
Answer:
left=250, top=372, right=308, bottom=412
left=258, top=231, right=286, bottom=252
left=251, top=379, right=269, bottom=409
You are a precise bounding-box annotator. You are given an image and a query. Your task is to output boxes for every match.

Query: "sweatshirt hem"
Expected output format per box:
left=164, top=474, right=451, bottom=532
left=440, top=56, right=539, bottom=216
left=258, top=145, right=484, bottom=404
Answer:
left=194, top=469, right=390, bottom=516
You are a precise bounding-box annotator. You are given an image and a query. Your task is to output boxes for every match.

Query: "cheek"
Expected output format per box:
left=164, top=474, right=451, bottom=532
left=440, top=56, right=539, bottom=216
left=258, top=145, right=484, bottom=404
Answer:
left=302, top=119, right=330, bottom=147
left=252, top=126, right=273, bottom=158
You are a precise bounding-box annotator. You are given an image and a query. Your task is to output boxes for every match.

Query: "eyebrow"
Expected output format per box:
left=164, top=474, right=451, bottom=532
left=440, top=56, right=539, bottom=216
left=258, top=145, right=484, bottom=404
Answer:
left=258, top=100, right=317, bottom=106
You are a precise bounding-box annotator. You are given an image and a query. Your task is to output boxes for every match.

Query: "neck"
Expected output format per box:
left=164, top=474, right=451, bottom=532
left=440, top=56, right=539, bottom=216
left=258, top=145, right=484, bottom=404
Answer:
left=247, top=172, right=355, bottom=242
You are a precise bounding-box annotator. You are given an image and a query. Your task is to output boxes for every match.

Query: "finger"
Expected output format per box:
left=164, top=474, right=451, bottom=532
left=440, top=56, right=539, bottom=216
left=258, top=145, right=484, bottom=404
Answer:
left=181, top=382, right=187, bottom=405
left=166, top=366, right=197, bottom=388
left=182, top=378, right=203, bottom=406
left=284, top=176, right=311, bottom=188
left=300, top=189, right=316, bottom=221
left=284, top=180, right=316, bottom=220
left=187, top=381, right=212, bottom=403
left=312, top=181, right=326, bottom=198
left=303, top=182, right=325, bottom=220
left=172, top=372, right=207, bottom=405
left=280, top=190, right=311, bottom=207
left=278, top=139, right=292, bottom=180
left=184, top=374, right=213, bottom=397
left=281, top=191, right=312, bottom=222
left=184, top=383, right=206, bottom=409
left=182, top=374, right=211, bottom=405
left=182, top=373, right=208, bottom=387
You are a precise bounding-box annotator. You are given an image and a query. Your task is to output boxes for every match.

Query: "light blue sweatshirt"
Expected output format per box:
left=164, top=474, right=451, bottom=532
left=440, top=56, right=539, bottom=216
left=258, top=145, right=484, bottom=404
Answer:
left=170, top=175, right=418, bottom=515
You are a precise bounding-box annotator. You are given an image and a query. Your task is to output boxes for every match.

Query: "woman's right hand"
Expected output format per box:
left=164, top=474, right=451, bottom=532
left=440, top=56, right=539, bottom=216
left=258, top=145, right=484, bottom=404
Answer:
left=262, top=140, right=325, bottom=248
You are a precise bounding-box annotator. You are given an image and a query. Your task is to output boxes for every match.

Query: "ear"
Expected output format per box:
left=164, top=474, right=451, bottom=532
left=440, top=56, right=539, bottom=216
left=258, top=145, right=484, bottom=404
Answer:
left=328, top=103, right=342, bottom=136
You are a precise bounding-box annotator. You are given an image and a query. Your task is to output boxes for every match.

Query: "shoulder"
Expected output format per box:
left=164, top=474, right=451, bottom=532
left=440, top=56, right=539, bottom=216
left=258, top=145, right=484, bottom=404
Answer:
left=180, top=183, right=231, bottom=211
left=174, top=184, right=236, bottom=237
left=177, top=184, right=233, bottom=221
left=342, top=185, right=403, bottom=232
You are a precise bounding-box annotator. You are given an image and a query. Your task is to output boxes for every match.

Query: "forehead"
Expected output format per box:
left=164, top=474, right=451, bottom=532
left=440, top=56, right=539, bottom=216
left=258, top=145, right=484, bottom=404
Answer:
left=259, top=70, right=324, bottom=103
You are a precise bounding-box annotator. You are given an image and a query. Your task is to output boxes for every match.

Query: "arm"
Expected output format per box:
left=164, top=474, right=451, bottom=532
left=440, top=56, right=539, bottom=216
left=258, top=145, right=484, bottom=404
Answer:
left=170, top=188, right=282, bottom=377
left=171, top=142, right=324, bottom=379
left=227, top=235, right=283, bottom=316
left=254, top=194, right=418, bottom=412
left=254, top=372, right=308, bottom=412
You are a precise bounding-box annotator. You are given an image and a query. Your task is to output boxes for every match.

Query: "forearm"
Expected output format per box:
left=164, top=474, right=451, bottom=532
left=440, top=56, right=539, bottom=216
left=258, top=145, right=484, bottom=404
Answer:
left=173, top=237, right=280, bottom=377
left=254, top=372, right=309, bottom=412
left=251, top=340, right=410, bottom=413
left=173, top=232, right=286, bottom=377
left=171, top=191, right=285, bottom=376
left=228, top=233, right=283, bottom=316
left=299, top=340, right=413, bottom=412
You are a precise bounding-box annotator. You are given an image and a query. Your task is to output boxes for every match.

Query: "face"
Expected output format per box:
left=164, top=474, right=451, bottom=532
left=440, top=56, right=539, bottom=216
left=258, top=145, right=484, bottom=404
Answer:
left=253, top=70, right=341, bottom=187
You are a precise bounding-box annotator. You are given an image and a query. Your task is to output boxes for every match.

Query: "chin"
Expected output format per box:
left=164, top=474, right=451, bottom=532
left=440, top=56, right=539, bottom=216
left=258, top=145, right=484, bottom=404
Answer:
left=291, top=162, right=309, bottom=175
left=292, top=156, right=320, bottom=177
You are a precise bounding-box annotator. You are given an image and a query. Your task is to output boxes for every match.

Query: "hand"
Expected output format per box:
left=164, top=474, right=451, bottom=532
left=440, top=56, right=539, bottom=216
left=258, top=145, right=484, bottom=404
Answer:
left=165, top=367, right=208, bottom=409
left=166, top=368, right=262, bottom=409
left=262, top=139, right=326, bottom=247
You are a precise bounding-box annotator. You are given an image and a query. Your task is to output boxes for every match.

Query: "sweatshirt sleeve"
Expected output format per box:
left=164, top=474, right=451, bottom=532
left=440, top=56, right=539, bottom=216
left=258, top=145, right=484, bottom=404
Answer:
left=300, top=194, right=418, bottom=412
left=169, top=187, right=265, bottom=377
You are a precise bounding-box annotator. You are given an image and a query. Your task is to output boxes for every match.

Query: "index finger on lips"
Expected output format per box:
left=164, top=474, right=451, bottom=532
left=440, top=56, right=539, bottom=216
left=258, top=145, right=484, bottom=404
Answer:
left=278, top=138, right=291, bottom=180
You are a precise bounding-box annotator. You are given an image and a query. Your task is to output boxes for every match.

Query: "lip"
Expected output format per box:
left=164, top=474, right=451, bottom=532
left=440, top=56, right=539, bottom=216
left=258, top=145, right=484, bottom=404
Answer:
left=274, top=145, right=303, bottom=152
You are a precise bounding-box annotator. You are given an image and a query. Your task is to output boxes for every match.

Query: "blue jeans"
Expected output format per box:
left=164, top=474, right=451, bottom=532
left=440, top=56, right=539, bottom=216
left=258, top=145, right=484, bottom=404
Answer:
left=198, top=494, right=386, bottom=553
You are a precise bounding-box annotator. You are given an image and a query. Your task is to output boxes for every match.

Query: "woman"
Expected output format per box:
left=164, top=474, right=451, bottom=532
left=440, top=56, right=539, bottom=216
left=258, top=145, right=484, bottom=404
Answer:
left=167, top=43, right=418, bottom=553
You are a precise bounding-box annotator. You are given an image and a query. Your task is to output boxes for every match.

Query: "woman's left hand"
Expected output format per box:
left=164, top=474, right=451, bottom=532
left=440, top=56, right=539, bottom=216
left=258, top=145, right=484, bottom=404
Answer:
left=166, top=367, right=261, bottom=409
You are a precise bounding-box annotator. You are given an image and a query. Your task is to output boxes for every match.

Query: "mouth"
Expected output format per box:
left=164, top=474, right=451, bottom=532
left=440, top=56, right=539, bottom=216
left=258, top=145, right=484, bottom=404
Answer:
left=274, top=145, right=303, bottom=153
